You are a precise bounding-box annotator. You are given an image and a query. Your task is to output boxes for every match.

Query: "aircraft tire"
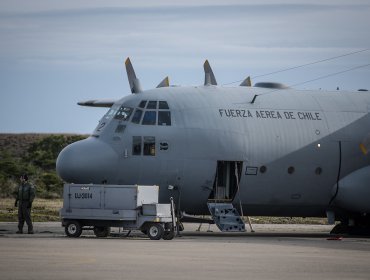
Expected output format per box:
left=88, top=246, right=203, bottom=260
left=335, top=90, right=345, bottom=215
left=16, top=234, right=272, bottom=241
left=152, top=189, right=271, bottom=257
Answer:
left=93, top=226, right=111, bottom=238
left=147, top=223, right=164, bottom=240
left=65, top=220, right=82, bottom=238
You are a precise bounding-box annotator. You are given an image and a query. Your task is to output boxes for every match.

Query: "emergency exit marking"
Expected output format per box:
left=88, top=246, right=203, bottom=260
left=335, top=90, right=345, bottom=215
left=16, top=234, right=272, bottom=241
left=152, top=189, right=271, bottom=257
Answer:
left=245, top=166, right=258, bottom=175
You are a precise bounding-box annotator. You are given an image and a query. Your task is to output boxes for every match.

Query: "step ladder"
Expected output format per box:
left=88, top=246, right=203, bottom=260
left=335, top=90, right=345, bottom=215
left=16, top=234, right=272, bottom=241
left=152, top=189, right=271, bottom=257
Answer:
left=207, top=203, right=246, bottom=232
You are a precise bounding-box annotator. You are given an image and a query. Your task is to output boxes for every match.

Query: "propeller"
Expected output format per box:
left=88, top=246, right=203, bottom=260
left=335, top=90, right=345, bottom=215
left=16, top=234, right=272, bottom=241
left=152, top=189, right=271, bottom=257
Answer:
left=125, top=58, right=142, bottom=94
left=240, top=76, right=252, bottom=87
left=203, top=60, right=217, bottom=86
left=156, top=76, right=170, bottom=88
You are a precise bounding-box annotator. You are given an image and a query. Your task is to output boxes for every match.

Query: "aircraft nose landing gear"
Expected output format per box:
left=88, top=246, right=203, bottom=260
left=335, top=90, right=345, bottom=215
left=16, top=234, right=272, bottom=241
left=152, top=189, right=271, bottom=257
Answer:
left=331, top=216, right=370, bottom=236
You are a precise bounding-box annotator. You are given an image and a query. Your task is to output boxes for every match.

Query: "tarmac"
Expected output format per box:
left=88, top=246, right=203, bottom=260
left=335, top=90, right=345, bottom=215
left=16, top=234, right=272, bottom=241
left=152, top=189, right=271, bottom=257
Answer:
left=1, top=222, right=370, bottom=280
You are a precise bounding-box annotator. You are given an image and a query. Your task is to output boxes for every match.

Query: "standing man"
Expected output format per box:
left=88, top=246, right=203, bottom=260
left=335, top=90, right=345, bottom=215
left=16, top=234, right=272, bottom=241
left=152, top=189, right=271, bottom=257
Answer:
left=14, top=174, right=36, bottom=234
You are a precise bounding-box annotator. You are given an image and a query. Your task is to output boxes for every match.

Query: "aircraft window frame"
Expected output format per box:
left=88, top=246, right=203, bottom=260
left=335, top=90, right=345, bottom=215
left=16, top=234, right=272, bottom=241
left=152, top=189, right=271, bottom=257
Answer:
left=142, top=111, right=157, bottom=125
left=158, top=111, right=171, bottom=126
left=103, top=105, right=119, bottom=120
left=131, top=109, right=143, bottom=124
left=114, top=106, right=133, bottom=121
left=143, top=136, right=156, bottom=156
left=139, top=100, right=147, bottom=108
left=158, top=101, right=169, bottom=109
left=132, top=136, right=142, bottom=155
left=146, top=101, right=157, bottom=109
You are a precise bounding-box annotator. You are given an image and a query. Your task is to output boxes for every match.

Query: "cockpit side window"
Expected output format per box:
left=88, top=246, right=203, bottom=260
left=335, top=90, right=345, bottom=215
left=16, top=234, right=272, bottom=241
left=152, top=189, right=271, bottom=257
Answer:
left=132, top=136, right=156, bottom=156
left=131, top=109, right=143, bottom=124
left=142, top=111, right=156, bottom=125
left=143, top=137, right=156, bottom=156
left=103, top=105, right=119, bottom=120
left=132, top=136, right=142, bottom=155
left=114, top=106, right=133, bottom=121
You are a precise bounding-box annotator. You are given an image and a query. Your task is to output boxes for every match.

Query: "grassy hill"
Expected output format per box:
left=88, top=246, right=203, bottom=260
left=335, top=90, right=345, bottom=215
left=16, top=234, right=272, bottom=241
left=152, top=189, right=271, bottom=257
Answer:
left=0, top=133, right=87, bottom=199
left=0, top=134, right=46, bottom=158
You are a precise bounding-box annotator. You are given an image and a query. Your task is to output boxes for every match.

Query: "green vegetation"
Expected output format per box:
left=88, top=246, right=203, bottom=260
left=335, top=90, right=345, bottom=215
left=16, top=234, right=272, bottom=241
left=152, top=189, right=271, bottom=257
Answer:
left=0, top=198, right=63, bottom=222
left=0, top=134, right=87, bottom=199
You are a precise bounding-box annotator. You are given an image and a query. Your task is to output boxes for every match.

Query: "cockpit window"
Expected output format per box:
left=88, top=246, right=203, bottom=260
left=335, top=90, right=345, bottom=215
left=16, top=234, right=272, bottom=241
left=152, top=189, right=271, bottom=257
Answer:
left=142, top=111, right=156, bottom=125
left=158, top=111, right=171, bottom=126
left=114, top=106, right=133, bottom=121
left=103, top=105, right=119, bottom=120
left=131, top=109, right=143, bottom=124
left=143, top=137, right=156, bottom=156
left=132, top=100, right=171, bottom=126
left=132, top=136, right=156, bottom=156
left=158, top=101, right=169, bottom=109
left=146, top=101, right=157, bottom=109
left=132, top=136, right=142, bottom=155
left=139, top=100, right=147, bottom=108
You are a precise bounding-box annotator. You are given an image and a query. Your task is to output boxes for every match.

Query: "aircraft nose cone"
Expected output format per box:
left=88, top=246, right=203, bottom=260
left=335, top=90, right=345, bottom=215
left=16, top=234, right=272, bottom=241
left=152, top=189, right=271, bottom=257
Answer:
left=56, top=138, right=118, bottom=184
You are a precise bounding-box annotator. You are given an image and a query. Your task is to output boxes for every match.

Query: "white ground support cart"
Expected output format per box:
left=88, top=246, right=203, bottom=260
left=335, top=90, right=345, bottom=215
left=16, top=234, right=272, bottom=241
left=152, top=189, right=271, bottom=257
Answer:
left=60, top=184, right=176, bottom=240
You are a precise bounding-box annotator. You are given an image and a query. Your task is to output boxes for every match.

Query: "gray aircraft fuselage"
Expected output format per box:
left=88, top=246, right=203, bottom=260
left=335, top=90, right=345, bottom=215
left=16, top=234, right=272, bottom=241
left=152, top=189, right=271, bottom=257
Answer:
left=56, top=85, right=370, bottom=222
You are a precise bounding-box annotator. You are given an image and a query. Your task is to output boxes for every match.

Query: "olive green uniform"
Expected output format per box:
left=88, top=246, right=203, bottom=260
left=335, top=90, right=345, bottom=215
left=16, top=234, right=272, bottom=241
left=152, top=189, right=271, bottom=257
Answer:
left=15, top=182, right=36, bottom=233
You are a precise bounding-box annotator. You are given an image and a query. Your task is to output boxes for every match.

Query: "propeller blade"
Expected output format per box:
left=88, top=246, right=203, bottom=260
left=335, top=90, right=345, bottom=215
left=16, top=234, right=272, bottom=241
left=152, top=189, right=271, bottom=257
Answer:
left=77, top=99, right=116, bottom=108
left=203, top=60, right=217, bottom=86
left=156, top=76, right=170, bottom=88
left=125, top=57, right=142, bottom=94
left=240, top=76, right=252, bottom=87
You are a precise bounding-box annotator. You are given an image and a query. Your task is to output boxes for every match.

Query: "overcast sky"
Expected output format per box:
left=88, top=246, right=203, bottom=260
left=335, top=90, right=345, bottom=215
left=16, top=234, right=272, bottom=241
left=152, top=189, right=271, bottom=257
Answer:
left=1, top=0, right=369, bottom=133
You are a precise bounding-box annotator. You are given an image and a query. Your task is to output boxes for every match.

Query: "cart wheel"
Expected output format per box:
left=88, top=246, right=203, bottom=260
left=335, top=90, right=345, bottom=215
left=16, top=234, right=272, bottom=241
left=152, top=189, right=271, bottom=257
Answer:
left=93, top=226, right=111, bottom=238
left=147, top=223, right=164, bottom=240
left=162, top=230, right=175, bottom=240
left=65, top=220, right=82, bottom=238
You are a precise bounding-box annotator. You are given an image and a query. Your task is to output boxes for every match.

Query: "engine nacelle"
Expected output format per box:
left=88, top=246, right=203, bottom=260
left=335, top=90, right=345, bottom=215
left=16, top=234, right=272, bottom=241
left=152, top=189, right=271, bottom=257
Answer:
left=333, top=166, right=370, bottom=213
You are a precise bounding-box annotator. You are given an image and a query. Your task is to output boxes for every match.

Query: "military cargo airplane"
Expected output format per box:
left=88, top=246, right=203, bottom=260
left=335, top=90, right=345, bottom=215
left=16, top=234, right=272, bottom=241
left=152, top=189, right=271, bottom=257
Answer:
left=56, top=58, right=370, bottom=235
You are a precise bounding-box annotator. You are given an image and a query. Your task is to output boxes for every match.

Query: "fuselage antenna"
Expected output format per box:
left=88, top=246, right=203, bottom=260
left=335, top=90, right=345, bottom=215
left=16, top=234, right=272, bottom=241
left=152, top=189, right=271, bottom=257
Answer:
left=251, top=94, right=258, bottom=104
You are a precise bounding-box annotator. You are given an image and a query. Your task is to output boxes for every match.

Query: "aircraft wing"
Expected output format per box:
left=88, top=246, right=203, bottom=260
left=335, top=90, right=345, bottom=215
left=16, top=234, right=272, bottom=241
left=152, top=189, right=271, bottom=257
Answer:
left=77, top=99, right=117, bottom=108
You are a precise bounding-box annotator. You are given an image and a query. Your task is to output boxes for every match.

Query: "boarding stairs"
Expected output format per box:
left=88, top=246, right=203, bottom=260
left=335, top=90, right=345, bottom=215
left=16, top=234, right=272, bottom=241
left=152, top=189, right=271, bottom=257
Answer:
left=207, top=203, right=246, bottom=232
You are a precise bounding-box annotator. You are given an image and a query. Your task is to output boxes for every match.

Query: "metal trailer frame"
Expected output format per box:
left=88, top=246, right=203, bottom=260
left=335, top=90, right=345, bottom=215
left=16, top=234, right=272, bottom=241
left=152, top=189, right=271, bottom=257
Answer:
left=60, top=184, right=176, bottom=240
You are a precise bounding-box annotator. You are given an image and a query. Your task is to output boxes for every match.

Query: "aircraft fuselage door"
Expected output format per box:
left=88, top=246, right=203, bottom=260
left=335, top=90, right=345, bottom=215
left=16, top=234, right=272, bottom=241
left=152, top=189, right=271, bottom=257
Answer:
left=209, top=161, right=242, bottom=201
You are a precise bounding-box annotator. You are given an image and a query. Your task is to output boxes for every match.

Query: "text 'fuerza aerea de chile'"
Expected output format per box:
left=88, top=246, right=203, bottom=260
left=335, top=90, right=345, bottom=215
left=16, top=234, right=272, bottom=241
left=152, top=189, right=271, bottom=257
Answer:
left=218, top=109, right=322, bottom=121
